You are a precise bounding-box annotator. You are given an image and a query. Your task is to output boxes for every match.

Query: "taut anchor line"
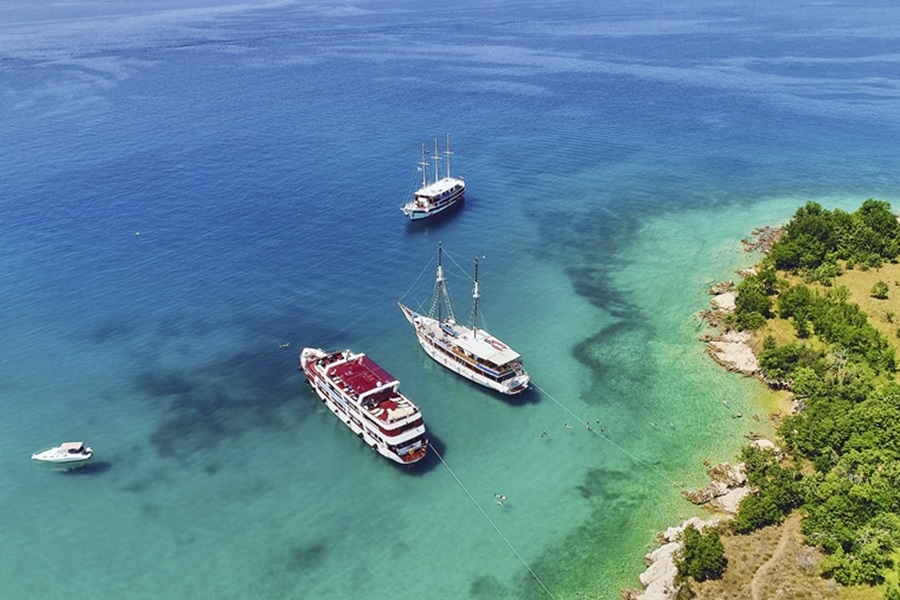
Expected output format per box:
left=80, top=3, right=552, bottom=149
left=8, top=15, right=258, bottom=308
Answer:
left=429, top=445, right=556, bottom=600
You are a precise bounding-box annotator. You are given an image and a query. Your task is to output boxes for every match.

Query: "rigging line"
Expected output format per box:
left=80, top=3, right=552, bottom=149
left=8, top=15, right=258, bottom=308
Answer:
left=532, top=382, right=682, bottom=489
left=398, top=254, right=435, bottom=303
left=442, top=247, right=477, bottom=284
left=430, top=445, right=556, bottom=600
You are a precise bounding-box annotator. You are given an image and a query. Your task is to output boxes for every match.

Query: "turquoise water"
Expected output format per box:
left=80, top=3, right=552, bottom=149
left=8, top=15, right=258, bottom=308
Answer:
left=3, top=1, right=900, bottom=598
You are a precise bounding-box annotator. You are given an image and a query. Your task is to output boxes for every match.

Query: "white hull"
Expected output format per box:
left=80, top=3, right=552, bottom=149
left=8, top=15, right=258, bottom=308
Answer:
left=404, top=199, right=461, bottom=220
left=399, top=305, right=529, bottom=395
left=32, top=443, right=93, bottom=469
left=402, top=187, right=465, bottom=220
left=300, top=348, right=428, bottom=464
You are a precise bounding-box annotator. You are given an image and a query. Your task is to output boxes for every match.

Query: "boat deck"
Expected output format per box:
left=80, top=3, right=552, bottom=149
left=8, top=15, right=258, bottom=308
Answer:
left=328, top=355, right=396, bottom=398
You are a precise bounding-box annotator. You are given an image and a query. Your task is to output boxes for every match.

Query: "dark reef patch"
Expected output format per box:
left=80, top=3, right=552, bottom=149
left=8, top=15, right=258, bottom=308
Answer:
left=572, top=320, right=657, bottom=407
left=87, top=317, right=140, bottom=344
left=286, top=540, right=328, bottom=574
left=136, top=346, right=305, bottom=461
left=469, top=574, right=515, bottom=598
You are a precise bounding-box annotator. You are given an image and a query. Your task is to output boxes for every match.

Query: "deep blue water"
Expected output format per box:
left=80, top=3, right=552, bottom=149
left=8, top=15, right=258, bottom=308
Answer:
left=3, top=1, right=900, bottom=598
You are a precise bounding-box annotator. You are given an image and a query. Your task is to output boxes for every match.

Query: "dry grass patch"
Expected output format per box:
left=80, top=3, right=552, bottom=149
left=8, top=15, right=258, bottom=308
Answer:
left=836, top=262, right=900, bottom=358
left=689, top=515, right=883, bottom=600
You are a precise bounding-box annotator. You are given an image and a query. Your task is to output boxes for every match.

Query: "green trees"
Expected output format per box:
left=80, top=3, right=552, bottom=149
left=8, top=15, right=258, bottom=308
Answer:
left=727, top=199, right=900, bottom=587
left=675, top=524, right=727, bottom=582
left=731, top=446, right=802, bottom=534
left=766, top=200, right=900, bottom=281
left=764, top=283, right=897, bottom=376
left=732, top=270, right=775, bottom=330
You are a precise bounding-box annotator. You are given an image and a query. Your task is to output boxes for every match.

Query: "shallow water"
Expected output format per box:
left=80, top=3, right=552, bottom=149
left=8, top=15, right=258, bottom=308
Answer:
left=2, top=1, right=900, bottom=598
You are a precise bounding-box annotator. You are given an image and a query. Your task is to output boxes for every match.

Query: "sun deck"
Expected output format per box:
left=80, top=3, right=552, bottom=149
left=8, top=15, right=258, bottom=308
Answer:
left=327, top=355, right=397, bottom=398
left=423, top=319, right=520, bottom=366
left=363, top=391, right=419, bottom=423
left=416, top=176, right=465, bottom=198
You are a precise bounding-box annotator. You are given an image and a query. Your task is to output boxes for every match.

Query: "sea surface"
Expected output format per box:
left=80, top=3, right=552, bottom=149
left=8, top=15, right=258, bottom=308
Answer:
left=2, top=1, right=900, bottom=598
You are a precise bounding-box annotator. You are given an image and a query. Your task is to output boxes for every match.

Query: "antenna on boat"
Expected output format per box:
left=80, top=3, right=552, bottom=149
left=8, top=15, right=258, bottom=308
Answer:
left=419, top=143, right=428, bottom=188
left=472, top=256, right=480, bottom=338
left=444, top=133, right=453, bottom=179
left=432, top=137, right=442, bottom=183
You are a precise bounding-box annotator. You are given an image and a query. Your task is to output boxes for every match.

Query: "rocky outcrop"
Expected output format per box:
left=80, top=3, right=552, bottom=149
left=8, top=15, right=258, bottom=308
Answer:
left=682, top=462, right=747, bottom=509
left=710, top=291, right=736, bottom=312
left=742, top=226, right=783, bottom=254
left=707, top=330, right=759, bottom=375
left=623, top=517, right=720, bottom=600
left=709, top=280, right=734, bottom=295
left=751, top=438, right=784, bottom=460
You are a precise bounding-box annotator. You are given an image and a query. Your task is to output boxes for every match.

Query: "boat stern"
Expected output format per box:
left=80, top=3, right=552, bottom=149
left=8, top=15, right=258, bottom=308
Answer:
left=504, top=372, right=531, bottom=395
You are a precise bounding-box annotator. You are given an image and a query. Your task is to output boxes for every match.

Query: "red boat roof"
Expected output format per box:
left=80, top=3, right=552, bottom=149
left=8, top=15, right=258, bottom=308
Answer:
left=329, top=355, right=396, bottom=396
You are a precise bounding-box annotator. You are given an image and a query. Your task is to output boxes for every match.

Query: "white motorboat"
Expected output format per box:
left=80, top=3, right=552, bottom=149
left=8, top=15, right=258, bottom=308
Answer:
left=31, top=441, right=93, bottom=467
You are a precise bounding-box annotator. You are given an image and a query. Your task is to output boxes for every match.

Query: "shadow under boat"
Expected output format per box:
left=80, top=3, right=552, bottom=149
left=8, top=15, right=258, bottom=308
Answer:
left=61, top=460, right=113, bottom=475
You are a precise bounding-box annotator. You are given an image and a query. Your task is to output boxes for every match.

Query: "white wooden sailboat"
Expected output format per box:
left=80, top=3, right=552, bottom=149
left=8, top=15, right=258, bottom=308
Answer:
left=400, top=134, right=465, bottom=220
left=399, top=244, right=529, bottom=394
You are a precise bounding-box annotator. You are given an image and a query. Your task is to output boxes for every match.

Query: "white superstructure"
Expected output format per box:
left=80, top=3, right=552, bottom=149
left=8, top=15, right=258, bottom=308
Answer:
left=300, top=347, right=429, bottom=464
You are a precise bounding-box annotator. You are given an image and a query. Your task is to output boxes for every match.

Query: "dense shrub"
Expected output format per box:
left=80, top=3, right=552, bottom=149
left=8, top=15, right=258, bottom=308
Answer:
left=675, top=524, right=727, bottom=582
left=871, top=281, right=889, bottom=300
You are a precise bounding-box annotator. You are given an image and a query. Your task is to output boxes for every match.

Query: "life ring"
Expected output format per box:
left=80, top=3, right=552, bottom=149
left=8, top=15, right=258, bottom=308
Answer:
left=486, top=338, right=507, bottom=351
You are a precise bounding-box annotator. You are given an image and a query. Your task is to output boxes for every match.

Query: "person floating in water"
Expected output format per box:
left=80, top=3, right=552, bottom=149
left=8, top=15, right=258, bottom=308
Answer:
left=494, top=493, right=507, bottom=501
left=540, top=430, right=548, bottom=438
left=564, top=423, right=574, bottom=429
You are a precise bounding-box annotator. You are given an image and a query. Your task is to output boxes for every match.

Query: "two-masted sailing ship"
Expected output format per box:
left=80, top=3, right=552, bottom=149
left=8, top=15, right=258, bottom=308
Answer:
left=300, top=347, right=429, bottom=464
left=398, top=245, right=530, bottom=395
left=400, top=134, right=465, bottom=220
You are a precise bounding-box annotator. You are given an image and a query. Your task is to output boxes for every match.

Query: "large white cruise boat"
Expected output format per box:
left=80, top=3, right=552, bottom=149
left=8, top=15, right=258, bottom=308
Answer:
left=300, top=347, right=429, bottom=464
left=398, top=244, right=530, bottom=395
left=400, top=134, right=465, bottom=220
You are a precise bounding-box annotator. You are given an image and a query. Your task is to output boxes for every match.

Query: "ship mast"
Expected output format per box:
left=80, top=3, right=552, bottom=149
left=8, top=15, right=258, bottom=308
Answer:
left=444, top=133, right=453, bottom=179
left=419, top=143, right=428, bottom=188
left=431, top=137, right=442, bottom=183
left=472, top=256, right=480, bottom=338
left=429, top=242, right=455, bottom=323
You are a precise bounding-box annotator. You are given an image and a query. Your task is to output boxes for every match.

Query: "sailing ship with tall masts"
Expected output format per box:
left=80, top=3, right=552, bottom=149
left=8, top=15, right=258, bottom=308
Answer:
left=400, top=134, right=465, bottom=220
left=398, top=244, right=529, bottom=395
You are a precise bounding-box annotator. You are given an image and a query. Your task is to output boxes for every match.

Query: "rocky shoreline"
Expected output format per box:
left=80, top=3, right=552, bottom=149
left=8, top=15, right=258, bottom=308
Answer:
left=623, top=227, right=783, bottom=600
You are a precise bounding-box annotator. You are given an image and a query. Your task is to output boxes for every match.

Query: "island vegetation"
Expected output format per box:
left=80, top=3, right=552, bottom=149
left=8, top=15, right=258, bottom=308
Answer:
left=696, top=199, right=900, bottom=598
left=708, top=200, right=900, bottom=598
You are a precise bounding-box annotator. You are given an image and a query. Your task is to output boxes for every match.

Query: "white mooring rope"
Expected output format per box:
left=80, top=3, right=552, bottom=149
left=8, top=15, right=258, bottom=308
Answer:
left=430, top=445, right=556, bottom=600
left=532, top=382, right=682, bottom=488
